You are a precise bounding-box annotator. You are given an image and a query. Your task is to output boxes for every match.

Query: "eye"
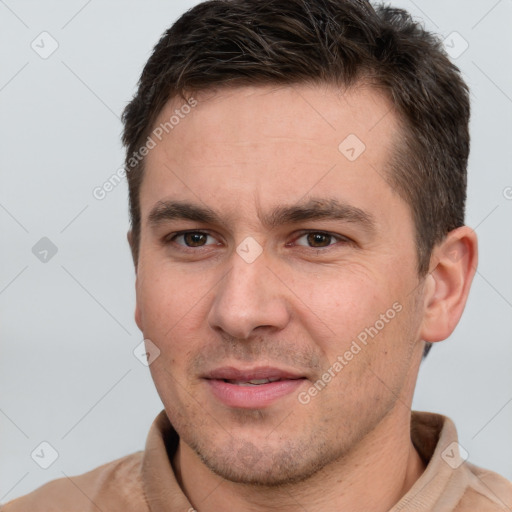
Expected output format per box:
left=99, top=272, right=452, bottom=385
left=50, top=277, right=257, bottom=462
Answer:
left=292, top=231, right=349, bottom=249
left=168, top=231, right=219, bottom=248
left=164, top=230, right=351, bottom=252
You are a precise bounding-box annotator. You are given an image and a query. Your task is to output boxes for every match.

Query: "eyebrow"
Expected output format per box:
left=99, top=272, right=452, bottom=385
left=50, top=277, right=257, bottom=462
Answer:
left=147, top=197, right=376, bottom=233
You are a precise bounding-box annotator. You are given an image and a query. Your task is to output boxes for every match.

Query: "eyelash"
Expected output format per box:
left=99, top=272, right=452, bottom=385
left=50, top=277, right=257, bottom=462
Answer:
left=164, top=230, right=352, bottom=252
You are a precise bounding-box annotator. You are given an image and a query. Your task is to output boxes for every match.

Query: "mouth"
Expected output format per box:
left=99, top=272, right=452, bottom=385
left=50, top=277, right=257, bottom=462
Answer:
left=221, top=377, right=284, bottom=386
left=203, top=366, right=307, bottom=408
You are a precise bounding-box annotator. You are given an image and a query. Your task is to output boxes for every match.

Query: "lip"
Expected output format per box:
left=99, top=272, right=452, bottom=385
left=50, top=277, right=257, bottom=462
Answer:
left=203, top=366, right=307, bottom=409
left=204, top=366, right=304, bottom=381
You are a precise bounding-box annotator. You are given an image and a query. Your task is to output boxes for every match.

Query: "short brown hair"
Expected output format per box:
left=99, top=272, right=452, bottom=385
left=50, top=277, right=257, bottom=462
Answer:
left=122, top=0, right=470, bottom=358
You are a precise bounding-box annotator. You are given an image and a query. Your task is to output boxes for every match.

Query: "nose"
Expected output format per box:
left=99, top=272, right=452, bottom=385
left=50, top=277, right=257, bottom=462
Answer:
left=207, top=249, right=291, bottom=340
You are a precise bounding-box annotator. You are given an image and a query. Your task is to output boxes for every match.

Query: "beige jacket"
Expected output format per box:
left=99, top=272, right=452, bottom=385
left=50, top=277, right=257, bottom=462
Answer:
left=2, top=410, right=512, bottom=511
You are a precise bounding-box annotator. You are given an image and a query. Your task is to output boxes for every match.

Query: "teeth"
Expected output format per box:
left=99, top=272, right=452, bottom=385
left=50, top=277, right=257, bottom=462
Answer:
left=229, top=377, right=281, bottom=386
left=249, top=379, right=270, bottom=385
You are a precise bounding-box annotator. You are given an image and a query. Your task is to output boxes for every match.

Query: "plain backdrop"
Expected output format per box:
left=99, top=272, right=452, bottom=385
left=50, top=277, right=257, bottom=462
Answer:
left=1, top=0, right=511, bottom=503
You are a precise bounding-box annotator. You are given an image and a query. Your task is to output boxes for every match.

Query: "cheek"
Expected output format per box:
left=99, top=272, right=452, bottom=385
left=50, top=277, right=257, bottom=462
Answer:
left=136, top=260, right=216, bottom=363
left=288, top=263, right=417, bottom=379
left=288, top=266, right=386, bottom=336
left=137, top=257, right=202, bottom=327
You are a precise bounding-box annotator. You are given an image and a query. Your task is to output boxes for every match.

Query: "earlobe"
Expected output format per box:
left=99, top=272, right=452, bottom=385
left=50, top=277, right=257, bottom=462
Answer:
left=420, top=226, right=478, bottom=343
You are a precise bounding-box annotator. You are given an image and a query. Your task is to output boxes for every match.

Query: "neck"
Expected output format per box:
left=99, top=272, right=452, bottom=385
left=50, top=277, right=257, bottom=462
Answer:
left=172, top=406, right=426, bottom=512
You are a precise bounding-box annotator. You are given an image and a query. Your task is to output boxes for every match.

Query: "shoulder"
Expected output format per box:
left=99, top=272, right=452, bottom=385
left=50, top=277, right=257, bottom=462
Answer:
left=455, top=461, right=512, bottom=511
left=1, top=451, right=147, bottom=512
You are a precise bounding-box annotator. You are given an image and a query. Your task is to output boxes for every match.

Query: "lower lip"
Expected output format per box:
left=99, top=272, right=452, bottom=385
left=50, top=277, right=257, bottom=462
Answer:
left=206, top=378, right=306, bottom=408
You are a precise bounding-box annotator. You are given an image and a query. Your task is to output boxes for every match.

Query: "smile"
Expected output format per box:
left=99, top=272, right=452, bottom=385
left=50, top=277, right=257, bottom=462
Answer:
left=203, top=366, right=307, bottom=408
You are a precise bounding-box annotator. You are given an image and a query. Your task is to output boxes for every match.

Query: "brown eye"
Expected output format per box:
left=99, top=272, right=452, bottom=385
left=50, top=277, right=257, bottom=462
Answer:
left=293, top=231, right=341, bottom=248
left=170, top=231, right=217, bottom=248
left=306, top=232, right=333, bottom=247
left=183, top=232, right=207, bottom=247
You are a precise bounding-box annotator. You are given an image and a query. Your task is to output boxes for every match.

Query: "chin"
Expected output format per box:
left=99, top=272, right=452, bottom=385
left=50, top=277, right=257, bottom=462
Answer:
left=192, top=436, right=334, bottom=487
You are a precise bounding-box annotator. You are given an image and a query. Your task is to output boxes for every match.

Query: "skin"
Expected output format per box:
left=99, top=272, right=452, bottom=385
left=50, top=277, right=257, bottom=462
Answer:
left=128, top=83, right=478, bottom=511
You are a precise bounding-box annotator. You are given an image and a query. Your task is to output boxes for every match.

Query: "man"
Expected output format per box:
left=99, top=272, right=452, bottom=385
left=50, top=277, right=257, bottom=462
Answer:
left=3, top=0, right=511, bottom=510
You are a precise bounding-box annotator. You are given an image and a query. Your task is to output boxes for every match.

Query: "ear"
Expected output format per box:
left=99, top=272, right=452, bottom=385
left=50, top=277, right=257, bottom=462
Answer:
left=127, top=230, right=143, bottom=331
left=420, top=226, right=478, bottom=343
left=127, top=230, right=137, bottom=271
left=134, top=301, right=143, bottom=332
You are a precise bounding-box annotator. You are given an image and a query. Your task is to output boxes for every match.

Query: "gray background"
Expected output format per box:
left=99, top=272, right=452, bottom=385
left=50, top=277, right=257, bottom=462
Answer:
left=1, top=0, right=511, bottom=503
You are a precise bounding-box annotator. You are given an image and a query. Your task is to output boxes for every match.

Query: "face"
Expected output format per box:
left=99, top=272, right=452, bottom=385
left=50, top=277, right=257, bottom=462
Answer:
left=132, top=84, right=427, bottom=485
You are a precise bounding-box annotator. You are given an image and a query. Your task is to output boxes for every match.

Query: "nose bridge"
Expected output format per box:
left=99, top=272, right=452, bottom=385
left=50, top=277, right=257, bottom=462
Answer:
left=208, top=248, right=289, bottom=339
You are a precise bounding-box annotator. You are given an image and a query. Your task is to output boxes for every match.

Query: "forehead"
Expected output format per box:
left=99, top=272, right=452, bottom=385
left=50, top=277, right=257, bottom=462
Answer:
left=151, top=83, right=397, bottom=151
left=140, top=83, right=406, bottom=229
